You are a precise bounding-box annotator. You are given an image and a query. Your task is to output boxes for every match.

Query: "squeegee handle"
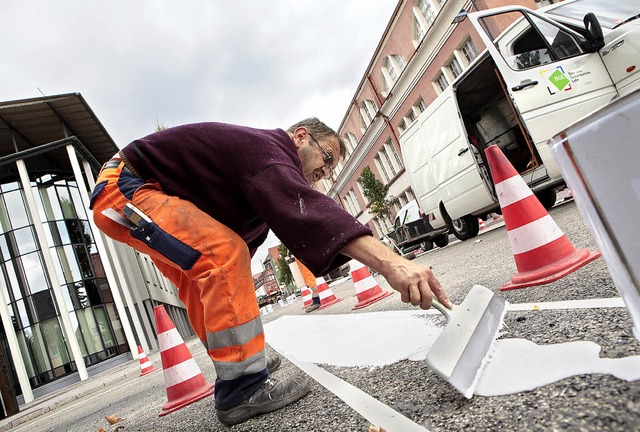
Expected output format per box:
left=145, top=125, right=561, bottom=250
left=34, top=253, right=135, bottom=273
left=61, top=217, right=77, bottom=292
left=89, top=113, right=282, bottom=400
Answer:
left=431, top=299, right=453, bottom=322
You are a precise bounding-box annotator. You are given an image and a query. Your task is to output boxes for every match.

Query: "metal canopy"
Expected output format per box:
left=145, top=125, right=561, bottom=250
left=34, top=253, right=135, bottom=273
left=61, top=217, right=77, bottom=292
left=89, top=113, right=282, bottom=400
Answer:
left=0, top=93, right=119, bottom=182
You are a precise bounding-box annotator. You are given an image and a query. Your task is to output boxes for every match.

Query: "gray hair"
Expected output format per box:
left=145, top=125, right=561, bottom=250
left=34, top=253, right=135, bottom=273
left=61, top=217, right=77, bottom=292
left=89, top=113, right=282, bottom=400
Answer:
left=287, top=117, right=347, bottom=160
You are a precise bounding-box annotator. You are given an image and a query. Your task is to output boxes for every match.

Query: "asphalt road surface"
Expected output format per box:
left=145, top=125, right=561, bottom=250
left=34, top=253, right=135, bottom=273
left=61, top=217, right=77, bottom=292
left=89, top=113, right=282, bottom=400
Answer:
left=4, top=200, right=640, bottom=431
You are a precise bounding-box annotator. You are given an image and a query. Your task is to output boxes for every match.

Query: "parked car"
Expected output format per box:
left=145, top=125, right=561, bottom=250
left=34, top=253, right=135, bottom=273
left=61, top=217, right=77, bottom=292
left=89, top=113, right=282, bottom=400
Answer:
left=385, top=200, right=449, bottom=254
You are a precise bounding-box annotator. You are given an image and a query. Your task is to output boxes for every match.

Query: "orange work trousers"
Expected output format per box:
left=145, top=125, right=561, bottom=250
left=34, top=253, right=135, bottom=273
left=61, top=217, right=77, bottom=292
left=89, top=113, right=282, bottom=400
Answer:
left=295, top=258, right=317, bottom=289
left=90, top=157, right=267, bottom=409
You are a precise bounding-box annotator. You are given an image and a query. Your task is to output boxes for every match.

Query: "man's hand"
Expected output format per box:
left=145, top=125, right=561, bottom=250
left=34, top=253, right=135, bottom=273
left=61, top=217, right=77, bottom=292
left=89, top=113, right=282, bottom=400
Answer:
left=380, top=259, right=451, bottom=310
left=341, top=235, right=452, bottom=310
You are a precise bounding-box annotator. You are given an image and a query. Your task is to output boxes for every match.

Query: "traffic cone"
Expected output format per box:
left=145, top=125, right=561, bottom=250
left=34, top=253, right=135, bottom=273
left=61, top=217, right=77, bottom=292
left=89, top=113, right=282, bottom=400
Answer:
left=316, top=276, right=342, bottom=310
left=154, top=305, right=214, bottom=417
left=301, top=285, right=313, bottom=309
left=478, top=218, right=487, bottom=230
left=349, top=260, right=393, bottom=310
left=485, top=145, right=600, bottom=291
left=138, top=345, right=157, bottom=377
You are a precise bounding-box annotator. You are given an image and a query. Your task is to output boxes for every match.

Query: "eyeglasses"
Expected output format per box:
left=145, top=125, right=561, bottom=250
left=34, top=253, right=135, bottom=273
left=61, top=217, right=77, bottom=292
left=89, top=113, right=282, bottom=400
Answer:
left=307, top=132, right=335, bottom=177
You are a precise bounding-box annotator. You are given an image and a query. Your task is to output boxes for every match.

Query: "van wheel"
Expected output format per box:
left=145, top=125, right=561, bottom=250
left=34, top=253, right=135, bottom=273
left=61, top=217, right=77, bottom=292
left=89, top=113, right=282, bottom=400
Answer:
left=434, top=234, right=449, bottom=248
left=451, top=215, right=480, bottom=241
left=420, top=241, right=434, bottom=251
left=535, top=188, right=557, bottom=210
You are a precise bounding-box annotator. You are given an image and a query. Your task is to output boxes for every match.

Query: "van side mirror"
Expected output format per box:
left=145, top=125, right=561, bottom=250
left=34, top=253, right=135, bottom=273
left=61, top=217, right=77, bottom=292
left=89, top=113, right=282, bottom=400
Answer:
left=583, top=12, right=605, bottom=52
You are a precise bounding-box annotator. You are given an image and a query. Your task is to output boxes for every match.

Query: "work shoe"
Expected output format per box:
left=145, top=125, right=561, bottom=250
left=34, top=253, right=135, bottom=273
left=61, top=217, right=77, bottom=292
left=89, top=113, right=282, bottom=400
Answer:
left=267, top=353, right=281, bottom=374
left=216, top=374, right=311, bottom=426
left=305, top=303, right=320, bottom=313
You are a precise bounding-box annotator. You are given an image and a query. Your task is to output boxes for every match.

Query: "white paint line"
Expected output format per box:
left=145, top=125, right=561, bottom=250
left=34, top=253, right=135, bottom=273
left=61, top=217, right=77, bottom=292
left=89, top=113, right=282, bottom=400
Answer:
left=282, top=355, right=428, bottom=432
left=506, top=297, right=625, bottom=311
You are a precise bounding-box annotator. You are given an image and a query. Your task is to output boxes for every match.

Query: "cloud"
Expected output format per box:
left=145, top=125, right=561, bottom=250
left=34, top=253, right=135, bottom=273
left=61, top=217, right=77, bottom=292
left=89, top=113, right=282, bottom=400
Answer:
left=1, top=0, right=396, bottom=274
left=1, top=1, right=394, bottom=145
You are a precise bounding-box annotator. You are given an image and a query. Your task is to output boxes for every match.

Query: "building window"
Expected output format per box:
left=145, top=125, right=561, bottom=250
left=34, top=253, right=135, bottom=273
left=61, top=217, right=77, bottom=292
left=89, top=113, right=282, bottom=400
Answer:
left=382, top=55, right=406, bottom=93
left=447, top=57, right=463, bottom=79
left=435, top=73, right=449, bottom=92
left=343, top=189, right=361, bottom=216
left=360, top=99, right=378, bottom=131
left=413, top=17, right=426, bottom=42
left=461, top=38, right=479, bottom=64
left=344, top=132, right=358, bottom=156
left=374, top=141, right=403, bottom=183
left=418, top=0, right=436, bottom=26
left=356, top=180, right=369, bottom=206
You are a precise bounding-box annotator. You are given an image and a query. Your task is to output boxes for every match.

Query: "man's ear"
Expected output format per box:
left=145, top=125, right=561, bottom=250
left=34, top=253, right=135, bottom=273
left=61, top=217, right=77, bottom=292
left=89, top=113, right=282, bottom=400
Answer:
left=292, top=127, right=308, bottom=149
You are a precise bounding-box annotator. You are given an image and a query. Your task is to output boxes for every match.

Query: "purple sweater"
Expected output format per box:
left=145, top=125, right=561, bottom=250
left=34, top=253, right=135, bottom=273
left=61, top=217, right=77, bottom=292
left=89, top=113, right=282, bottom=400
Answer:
left=120, top=122, right=372, bottom=275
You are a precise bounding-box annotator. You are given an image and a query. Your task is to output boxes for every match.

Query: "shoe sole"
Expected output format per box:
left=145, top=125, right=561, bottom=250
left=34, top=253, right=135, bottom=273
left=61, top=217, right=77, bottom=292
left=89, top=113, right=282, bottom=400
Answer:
left=267, top=356, right=281, bottom=374
left=217, top=379, right=311, bottom=426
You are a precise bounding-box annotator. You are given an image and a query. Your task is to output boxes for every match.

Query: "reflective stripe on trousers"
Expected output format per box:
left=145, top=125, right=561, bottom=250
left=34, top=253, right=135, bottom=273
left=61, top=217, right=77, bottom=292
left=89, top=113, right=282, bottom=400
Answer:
left=90, top=158, right=267, bottom=408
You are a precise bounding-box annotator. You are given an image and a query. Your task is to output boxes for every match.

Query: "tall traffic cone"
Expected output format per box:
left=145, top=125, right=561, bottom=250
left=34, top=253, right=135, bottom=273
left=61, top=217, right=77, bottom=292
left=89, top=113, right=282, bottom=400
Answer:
left=138, top=345, right=157, bottom=377
left=301, top=285, right=313, bottom=309
left=484, top=145, right=600, bottom=291
left=316, top=276, right=342, bottom=310
left=154, top=305, right=214, bottom=417
left=349, top=260, right=393, bottom=310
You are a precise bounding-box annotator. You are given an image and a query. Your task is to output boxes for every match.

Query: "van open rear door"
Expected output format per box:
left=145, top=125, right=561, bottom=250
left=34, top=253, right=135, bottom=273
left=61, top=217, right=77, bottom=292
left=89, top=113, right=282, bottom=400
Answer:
left=401, top=87, right=494, bottom=235
left=467, top=6, right=617, bottom=172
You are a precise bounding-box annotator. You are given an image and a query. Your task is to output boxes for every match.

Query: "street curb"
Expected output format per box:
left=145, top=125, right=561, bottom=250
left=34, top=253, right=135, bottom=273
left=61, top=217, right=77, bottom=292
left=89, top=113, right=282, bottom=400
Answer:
left=0, top=358, right=149, bottom=432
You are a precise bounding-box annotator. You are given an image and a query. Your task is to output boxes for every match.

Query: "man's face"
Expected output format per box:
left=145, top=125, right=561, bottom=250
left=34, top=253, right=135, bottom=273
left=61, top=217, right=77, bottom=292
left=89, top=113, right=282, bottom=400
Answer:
left=294, top=128, right=340, bottom=184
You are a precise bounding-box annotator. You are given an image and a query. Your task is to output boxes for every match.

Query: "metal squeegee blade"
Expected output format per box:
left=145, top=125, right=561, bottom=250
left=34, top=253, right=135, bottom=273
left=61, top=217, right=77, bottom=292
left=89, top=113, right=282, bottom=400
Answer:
left=448, top=294, right=506, bottom=398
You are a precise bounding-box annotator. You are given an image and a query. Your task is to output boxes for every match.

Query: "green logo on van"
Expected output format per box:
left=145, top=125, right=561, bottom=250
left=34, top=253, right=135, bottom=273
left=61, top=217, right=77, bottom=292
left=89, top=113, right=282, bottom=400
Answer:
left=541, top=66, right=572, bottom=94
left=549, top=69, right=570, bottom=91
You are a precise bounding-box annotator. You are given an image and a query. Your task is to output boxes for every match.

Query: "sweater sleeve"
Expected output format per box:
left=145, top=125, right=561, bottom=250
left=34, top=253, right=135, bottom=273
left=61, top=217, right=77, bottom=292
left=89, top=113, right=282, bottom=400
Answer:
left=241, top=164, right=372, bottom=276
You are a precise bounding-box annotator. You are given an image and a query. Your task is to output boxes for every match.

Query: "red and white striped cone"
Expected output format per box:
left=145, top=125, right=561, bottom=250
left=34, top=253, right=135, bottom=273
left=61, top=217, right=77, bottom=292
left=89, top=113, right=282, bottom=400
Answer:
left=301, top=285, right=313, bottom=309
left=138, top=345, right=157, bottom=377
left=154, top=305, right=214, bottom=417
left=349, top=260, right=393, bottom=310
left=485, top=145, right=600, bottom=291
left=478, top=218, right=487, bottom=230
left=316, top=276, right=342, bottom=310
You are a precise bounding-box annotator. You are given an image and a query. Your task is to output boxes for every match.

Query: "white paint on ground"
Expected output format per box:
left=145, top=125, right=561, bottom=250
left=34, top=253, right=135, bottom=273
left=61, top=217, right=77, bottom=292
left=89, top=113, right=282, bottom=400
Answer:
left=265, top=312, right=442, bottom=368
left=289, top=358, right=427, bottom=431
left=475, top=339, right=640, bottom=396
left=264, top=306, right=640, bottom=397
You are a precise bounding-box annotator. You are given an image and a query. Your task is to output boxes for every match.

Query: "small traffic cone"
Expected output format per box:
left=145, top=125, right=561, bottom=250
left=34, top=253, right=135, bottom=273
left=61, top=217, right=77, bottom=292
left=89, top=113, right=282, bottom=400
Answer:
left=316, top=277, right=342, bottom=310
left=154, top=305, right=214, bottom=417
left=485, top=145, right=600, bottom=291
left=138, top=345, right=157, bottom=377
left=301, top=285, right=313, bottom=309
left=478, top=218, right=487, bottom=230
left=349, top=260, right=393, bottom=310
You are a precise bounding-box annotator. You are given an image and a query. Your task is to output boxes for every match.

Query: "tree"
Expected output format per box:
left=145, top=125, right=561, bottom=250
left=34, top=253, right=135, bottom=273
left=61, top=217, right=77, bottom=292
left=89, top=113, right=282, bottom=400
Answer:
left=358, top=166, right=397, bottom=220
left=276, top=244, right=294, bottom=287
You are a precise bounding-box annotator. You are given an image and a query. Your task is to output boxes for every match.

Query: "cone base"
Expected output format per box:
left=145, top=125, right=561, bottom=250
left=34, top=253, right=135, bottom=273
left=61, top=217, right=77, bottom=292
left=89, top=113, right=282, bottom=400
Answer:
left=501, top=249, right=601, bottom=291
left=140, top=366, right=157, bottom=377
left=158, top=382, right=215, bottom=417
left=352, top=290, right=393, bottom=310
left=319, top=298, right=342, bottom=310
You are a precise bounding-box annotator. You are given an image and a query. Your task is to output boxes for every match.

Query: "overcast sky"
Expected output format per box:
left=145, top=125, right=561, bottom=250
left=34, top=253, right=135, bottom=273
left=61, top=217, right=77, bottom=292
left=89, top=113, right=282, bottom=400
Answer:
left=0, top=1, right=396, bottom=274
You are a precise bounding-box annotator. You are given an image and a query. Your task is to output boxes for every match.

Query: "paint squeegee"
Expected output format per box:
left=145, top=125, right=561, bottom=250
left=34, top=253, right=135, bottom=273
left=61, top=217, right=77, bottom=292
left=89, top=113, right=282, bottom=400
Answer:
left=426, top=284, right=507, bottom=398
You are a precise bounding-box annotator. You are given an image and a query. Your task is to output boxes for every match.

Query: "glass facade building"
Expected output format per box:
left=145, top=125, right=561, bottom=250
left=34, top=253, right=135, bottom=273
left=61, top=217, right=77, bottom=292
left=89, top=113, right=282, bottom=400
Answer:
left=0, top=94, right=193, bottom=418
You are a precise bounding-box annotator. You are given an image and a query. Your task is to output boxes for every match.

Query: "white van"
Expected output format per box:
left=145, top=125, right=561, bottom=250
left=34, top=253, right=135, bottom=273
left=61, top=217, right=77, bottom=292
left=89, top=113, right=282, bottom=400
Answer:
left=401, top=0, right=640, bottom=241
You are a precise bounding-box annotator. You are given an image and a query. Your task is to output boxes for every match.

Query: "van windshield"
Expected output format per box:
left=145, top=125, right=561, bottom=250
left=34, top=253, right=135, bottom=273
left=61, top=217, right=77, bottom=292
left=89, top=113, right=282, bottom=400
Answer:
left=546, top=0, right=640, bottom=29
